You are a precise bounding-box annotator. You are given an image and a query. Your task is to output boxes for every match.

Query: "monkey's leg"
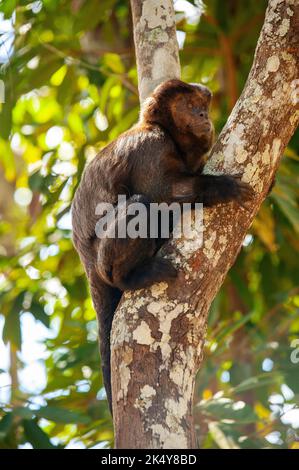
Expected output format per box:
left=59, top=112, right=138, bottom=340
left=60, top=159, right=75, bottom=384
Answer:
left=96, top=194, right=177, bottom=292
left=91, top=195, right=176, bottom=413
left=195, top=174, right=254, bottom=207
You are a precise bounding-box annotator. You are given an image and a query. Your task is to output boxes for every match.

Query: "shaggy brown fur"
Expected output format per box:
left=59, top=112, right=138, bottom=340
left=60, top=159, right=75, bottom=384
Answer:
left=72, top=79, right=253, bottom=413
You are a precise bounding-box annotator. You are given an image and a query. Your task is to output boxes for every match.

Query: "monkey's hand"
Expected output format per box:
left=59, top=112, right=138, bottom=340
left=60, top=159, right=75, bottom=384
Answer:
left=198, top=174, right=254, bottom=208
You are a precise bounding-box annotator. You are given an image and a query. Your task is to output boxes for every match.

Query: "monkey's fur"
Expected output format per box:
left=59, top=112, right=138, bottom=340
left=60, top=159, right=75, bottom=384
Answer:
left=72, top=80, right=253, bottom=413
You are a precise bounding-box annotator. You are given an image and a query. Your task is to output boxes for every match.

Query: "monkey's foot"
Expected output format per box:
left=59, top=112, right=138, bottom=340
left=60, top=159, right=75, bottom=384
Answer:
left=122, top=257, right=177, bottom=291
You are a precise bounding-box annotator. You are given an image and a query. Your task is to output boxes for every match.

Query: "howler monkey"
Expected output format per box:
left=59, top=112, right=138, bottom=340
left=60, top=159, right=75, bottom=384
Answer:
left=72, top=79, right=253, bottom=413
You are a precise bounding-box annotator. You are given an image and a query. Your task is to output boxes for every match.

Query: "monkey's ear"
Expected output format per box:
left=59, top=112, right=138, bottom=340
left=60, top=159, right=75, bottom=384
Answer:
left=140, top=96, right=158, bottom=122
left=189, top=83, right=212, bottom=101
left=142, top=96, right=156, bottom=110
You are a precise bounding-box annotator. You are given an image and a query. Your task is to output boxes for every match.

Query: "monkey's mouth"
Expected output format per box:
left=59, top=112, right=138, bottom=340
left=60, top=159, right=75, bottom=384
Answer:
left=193, top=123, right=213, bottom=138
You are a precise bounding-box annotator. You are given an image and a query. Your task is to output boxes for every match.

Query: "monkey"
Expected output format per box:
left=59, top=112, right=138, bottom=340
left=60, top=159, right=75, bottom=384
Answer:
left=71, top=79, right=253, bottom=413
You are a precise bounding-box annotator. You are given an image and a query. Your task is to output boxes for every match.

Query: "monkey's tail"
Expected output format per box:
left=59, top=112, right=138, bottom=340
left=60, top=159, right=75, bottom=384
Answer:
left=88, top=270, right=122, bottom=415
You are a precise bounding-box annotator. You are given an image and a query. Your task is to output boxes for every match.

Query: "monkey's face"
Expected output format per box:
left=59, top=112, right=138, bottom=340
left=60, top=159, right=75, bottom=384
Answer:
left=170, top=85, right=214, bottom=151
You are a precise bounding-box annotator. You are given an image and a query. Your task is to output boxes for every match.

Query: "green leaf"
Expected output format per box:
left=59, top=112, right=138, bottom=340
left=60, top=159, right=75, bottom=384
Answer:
left=13, top=407, right=35, bottom=420
left=26, top=59, right=64, bottom=91
left=230, top=372, right=282, bottom=394
left=56, top=67, right=76, bottom=106
left=30, top=301, right=50, bottom=328
left=28, top=171, right=45, bottom=192
left=2, top=292, right=25, bottom=349
left=0, top=414, right=13, bottom=440
left=0, top=99, right=13, bottom=139
left=273, top=195, right=299, bottom=234
left=198, top=397, right=257, bottom=424
left=103, top=53, right=125, bottom=74
left=23, top=420, right=56, bottom=449
left=215, top=312, right=253, bottom=344
left=0, top=0, right=16, bottom=18
left=35, top=406, right=91, bottom=424
left=73, top=0, right=115, bottom=33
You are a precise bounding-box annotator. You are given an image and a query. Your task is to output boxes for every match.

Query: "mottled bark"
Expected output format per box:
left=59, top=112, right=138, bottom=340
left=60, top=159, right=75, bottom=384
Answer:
left=130, top=0, right=181, bottom=102
left=111, top=0, right=299, bottom=449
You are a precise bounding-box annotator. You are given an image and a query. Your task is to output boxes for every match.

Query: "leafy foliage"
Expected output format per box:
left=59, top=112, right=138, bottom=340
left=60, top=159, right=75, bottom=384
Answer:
left=0, top=0, right=298, bottom=449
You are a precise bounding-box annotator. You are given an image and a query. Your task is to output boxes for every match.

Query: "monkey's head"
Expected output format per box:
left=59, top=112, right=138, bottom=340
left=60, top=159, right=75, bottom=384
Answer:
left=141, top=79, right=214, bottom=161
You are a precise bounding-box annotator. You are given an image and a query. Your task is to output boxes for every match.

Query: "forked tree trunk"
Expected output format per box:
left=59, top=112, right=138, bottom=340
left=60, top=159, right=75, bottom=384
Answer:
left=111, top=0, right=299, bottom=448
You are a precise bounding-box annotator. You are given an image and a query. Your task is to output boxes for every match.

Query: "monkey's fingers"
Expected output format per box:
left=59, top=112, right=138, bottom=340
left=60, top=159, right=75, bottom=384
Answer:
left=238, top=181, right=255, bottom=199
left=235, top=181, right=255, bottom=210
left=231, top=172, right=244, bottom=180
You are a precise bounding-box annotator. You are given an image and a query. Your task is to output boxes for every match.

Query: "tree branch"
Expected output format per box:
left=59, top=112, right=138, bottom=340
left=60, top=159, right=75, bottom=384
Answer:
left=111, top=0, right=299, bottom=449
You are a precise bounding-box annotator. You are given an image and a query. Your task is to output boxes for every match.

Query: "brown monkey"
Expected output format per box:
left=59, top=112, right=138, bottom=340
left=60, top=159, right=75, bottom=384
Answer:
left=72, top=79, right=253, bottom=413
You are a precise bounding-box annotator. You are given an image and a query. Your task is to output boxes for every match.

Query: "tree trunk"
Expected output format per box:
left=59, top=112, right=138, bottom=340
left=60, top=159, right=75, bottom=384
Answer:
left=130, top=0, right=181, bottom=102
left=111, top=0, right=299, bottom=449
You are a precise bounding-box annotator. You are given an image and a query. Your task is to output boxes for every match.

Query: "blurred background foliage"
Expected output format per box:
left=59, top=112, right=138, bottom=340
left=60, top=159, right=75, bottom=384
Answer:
left=0, top=0, right=298, bottom=449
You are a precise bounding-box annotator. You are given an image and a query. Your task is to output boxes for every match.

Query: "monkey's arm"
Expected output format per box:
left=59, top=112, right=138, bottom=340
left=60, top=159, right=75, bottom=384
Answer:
left=133, top=129, right=254, bottom=206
